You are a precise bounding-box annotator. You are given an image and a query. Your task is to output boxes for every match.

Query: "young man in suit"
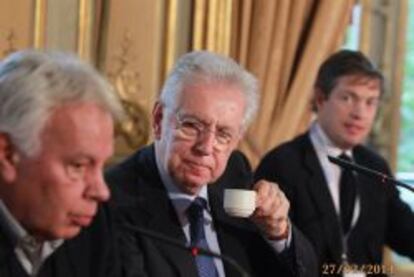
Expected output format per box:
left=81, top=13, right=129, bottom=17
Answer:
left=0, top=50, right=123, bottom=276
left=256, top=50, right=414, bottom=276
left=106, top=51, right=317, bottom=277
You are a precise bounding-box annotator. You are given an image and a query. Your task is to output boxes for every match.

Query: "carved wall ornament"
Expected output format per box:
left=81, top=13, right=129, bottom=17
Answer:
left=115, top=99, right=150, bottom=150
left=2, top=30, right=17, bottom=57
left=108, top=31, right=150, bottom=150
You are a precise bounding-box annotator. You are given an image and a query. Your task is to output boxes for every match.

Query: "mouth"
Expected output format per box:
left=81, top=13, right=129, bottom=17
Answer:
left=185, top=160, right=211, bottom=171
left=70, top=214, right=94, bottom=227
left=344, top=123, right=364, bottom=135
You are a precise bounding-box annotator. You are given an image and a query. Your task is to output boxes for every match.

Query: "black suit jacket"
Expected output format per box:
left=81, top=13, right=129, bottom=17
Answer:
left=255, top=133, right=414, bottom=276
left=0, top=205, right=119, bottom=277
left=106, top=145, right=317, bottom=277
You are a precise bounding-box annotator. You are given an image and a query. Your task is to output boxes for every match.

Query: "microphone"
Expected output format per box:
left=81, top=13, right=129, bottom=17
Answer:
left=123, top=224, right=250, bottom=277
left=328, top=155, right=414, bottom=193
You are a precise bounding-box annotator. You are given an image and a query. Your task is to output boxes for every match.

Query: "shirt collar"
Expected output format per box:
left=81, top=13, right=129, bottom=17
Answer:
left=0, top=199, right=63, bottom=249
left=310, top=121, right=353, bottom=158
left=154, top=149, right=211, bottom=217
left=0, top=199, right=26, bottom=245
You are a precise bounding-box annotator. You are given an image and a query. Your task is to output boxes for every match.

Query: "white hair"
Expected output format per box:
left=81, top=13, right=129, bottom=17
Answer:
left=0, top=49, right=123, bottom=157
left=159, top=51, right=259, bottom=129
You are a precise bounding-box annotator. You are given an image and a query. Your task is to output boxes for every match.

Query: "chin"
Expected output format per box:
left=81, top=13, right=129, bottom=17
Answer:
left=345, top=137, right=364, bottom=148
left=190, top=175, right=213, bottom=186
left=180, top=179, right=207, bottom=195
left=54, top=226, right=82, bottom=240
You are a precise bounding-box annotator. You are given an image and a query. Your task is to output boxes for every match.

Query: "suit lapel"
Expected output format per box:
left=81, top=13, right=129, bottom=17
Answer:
left=0, top=217, right=29, bottom=276
left=144, top=191, right=198, bottom=276
left=300, top=135, right=343, bottom=260
left=43, top=240, right=81, bottom=277
left=130, top=148, right=198, bottom=277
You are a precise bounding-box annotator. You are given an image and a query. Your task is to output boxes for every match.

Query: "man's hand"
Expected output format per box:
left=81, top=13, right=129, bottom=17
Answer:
left=250, top=180, right=290, bottom=240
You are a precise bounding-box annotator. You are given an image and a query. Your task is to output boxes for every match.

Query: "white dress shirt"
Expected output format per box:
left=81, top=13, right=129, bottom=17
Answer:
left=309, top=121, right=360, bottom=228
left=155, top=153, right=226, bottom=277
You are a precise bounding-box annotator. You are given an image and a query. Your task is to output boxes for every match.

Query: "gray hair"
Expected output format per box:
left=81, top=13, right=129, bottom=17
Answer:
left=0, top=49, right=123, bottom=157
left=159, top=51, right=259, bottom=130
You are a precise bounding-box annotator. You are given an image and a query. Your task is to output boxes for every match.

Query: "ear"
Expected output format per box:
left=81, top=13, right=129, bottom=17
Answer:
left=152, top=101, right=164, bottom=140
left=314, top=88, right=327, bottom=111
left=0, top=133, right=19, bottom=183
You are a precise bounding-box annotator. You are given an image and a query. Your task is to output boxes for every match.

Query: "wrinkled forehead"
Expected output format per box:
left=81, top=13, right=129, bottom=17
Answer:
left=176, top=79, right=244, bottom=101
left=180, top=82, right=244, bottom=105
left=172, top=82, right=245, bottom=126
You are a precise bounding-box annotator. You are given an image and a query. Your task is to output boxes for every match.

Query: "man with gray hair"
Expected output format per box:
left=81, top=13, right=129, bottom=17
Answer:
left=107, top=51, right=317, bottom=276
left=0, top=50, right=123, bottom=276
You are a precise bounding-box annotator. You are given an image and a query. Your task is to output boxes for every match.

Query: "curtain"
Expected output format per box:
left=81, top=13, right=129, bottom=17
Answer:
left=230, top=0, right=355, bottom=167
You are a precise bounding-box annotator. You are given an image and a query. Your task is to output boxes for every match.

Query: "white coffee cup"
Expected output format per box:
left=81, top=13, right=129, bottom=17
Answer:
left=224, top=189, right=257, bottom=218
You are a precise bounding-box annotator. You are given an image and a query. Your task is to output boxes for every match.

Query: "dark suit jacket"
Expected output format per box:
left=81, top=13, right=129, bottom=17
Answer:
left=0, top=205, right=120, bottom=277
left=106, top=145, right=317, bottom=277
left=255, top=133, right=414, bottom=276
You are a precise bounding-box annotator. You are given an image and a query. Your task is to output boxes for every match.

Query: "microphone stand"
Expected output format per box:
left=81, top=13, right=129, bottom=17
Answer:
left=124, top=224, right=250, bottom=277
left=328, top=155, right=414, bottom=193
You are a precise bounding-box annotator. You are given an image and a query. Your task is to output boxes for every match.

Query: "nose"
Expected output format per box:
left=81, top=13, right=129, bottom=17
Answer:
left=85, top=171, right=111, bottom=202
left=350, top=101, right=365, bottom=119
left=194, top=129, right=216, bottom=155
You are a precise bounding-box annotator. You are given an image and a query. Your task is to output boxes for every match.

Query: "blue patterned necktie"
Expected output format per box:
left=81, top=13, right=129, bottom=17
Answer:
left=338, top=153, right=357, bottom=234
left=187, top=197, right=218, bottom=277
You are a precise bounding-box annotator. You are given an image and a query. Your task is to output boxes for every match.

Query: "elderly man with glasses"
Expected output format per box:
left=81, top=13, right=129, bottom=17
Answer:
left=106, top=51, right=317, bottom=277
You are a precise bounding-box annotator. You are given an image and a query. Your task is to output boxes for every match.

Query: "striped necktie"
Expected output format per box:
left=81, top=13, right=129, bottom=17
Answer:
left=187, top=197, right=218, bottom=277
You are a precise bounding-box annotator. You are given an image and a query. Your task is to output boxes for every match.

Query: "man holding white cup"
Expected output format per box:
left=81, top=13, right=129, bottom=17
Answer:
left=107, top=51, right=317, bottom=277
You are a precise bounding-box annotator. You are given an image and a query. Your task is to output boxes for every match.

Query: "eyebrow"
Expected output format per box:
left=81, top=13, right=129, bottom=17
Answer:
left=180, top=113, right=238, bottom=132
left=341, top=90, right=379, bottom=99
left=179, top=113, right=212, bottom=125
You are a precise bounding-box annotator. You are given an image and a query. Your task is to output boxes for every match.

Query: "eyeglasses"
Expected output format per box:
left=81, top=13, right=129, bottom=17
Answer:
left=174, top=113, right=238, bottom=151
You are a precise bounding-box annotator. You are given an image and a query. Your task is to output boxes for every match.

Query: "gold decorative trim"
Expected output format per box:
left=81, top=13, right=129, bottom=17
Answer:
left=193, top=0, right=206, bottom=49
left=207, top=0, right=218, bottom=50
left=164, top=0, right=178, bottom=77
left=33, top=0, right=47, bottom=48
left=78, top=0, right=93, bottom=60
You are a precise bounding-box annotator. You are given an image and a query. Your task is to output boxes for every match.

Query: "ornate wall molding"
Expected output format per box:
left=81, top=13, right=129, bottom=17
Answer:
left=0, top=1, right=34, bottom=56
left=77, top=0, right=94, bottom=61
left=1, top=30, right=18, bottom=57
left=95, top=0, right=166, bottom=158
left=107, top=31, right=150, bottom=154
left=34, top=0, right=46, bottom=48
